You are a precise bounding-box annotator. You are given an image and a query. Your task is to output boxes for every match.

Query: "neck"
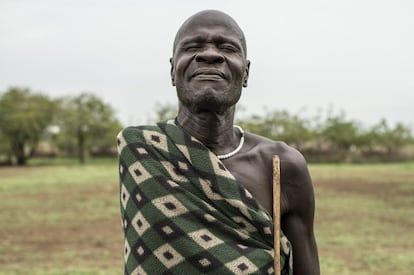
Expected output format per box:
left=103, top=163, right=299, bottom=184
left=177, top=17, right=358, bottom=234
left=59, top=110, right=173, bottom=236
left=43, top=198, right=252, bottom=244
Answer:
left=176, top=104, right=239, bottom=155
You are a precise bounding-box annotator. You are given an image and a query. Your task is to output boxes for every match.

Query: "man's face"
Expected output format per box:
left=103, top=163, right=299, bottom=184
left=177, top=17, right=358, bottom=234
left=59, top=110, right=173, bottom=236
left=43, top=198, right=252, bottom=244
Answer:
left=170, top=12, right=250, bottom=114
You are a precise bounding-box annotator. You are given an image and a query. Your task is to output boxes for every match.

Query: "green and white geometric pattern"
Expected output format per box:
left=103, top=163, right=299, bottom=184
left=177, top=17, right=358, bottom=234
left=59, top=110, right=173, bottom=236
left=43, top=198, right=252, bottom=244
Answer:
left=117, top=120, right=292, bottom=274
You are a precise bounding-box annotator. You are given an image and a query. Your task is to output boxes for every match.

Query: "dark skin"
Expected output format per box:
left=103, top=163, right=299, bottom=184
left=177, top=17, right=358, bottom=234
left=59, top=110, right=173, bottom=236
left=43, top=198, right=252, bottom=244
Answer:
left=170, top=10, right=320, bottom=274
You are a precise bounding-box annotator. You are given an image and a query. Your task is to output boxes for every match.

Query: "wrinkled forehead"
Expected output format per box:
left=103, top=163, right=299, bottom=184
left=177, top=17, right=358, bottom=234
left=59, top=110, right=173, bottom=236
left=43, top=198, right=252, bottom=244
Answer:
left=173, top=10, right=247, bottom=55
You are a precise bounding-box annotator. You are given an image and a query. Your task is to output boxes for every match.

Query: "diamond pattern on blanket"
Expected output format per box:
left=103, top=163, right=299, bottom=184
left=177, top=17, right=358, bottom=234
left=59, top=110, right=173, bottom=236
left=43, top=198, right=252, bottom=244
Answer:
left=132, top=237, right=151, bottom=263
left=153, top=243, right=184, bottom=269
left=122, top=214, right=129, bottom=232
left=119, top=162, right=124, bottom=175
left=232, top=216, right=258, bottom=233
left=200, top=178, right=223, bottom=200
left=209, top=153, right=235, bottom=180
left=161, top=161, right=188, bottom=182
left=120, top=183, right=130, bottom=210
left=188, top=251, right=222, bottom=273
left=153, top=219, right=186, bottom=241
left=124, top=239, right=131, bottom=263
left=225, top=256, right=259, bottom=274
left=119, top=161, right=128, bottom=180
left=116, top=131, right=127, bottom=154
left=131, top=187, right=149, bottom=209
left=152, top=194, right=189, bottom=217
left=136, top=146, right=149, bottom=156
left=188, top=229, right=224, bottom=249
left=143, top=129, right=168, bottom=152
left=128, top=161, right=151, bottom=185
left=131, top=211, right=150, bottom=236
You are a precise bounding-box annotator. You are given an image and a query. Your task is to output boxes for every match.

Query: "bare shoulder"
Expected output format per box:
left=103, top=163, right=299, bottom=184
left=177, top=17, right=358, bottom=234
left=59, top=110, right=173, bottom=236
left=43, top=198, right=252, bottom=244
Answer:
left=245, top=131, right=309, bottom=179
left=244, top=131, right=314, bottom=215
left=244, top=133, right=319, bottom=274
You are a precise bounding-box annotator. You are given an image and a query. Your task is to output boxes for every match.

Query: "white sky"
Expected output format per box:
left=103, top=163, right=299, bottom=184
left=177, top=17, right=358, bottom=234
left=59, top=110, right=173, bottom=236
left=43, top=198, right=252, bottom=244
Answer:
left=1, top=0, right=413, bottom=129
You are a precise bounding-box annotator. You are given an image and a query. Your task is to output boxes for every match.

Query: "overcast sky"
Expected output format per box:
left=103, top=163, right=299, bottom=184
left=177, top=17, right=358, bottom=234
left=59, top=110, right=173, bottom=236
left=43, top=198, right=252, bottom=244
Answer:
left=1, top=0, right=413, bottom=129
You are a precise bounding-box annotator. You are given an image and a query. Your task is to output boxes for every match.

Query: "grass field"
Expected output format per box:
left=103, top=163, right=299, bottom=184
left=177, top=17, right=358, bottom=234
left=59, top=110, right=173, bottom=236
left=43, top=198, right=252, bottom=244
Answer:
left=0, top=159, right=413, bottom=274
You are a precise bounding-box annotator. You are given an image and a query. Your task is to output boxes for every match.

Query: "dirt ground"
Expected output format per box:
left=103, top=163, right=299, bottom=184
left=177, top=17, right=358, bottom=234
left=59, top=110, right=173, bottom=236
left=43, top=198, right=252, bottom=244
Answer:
left=0, top=167, right=123, bottom=273
left=1, top=164, right=413, bottom=274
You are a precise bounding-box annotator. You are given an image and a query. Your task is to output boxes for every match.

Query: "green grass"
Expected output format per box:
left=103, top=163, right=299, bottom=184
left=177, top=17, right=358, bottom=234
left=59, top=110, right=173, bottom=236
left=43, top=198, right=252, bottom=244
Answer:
left=0, top=158, right=123, bottom=274
left=310, top=162, right=414, bottom=274
left=0, top=159, right=413, bottom=274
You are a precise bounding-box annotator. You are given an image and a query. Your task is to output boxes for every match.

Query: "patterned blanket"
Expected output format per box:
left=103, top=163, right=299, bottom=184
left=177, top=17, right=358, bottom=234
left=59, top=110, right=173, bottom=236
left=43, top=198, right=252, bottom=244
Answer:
left=117, top=120, right=292, bottom=274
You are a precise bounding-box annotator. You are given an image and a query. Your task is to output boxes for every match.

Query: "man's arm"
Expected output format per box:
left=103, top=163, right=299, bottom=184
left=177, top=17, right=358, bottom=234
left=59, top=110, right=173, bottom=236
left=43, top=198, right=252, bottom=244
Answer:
left=281, top=152, right=320, bottom=275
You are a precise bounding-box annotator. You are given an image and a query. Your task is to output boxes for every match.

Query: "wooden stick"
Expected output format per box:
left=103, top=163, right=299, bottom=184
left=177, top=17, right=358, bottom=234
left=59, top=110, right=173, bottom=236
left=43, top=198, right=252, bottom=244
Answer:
left=273, top=155, right=281, bottom=275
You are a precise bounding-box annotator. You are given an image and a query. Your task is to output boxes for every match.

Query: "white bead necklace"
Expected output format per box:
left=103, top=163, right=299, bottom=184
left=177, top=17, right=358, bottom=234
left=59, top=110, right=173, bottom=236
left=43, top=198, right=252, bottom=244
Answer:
left=217, top=125, right=245, bottom=160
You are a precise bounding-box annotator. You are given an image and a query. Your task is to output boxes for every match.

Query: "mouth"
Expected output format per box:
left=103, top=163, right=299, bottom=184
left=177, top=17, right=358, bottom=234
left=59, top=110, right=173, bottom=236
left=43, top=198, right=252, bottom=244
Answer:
left=191, top=69, right=226, bottom=80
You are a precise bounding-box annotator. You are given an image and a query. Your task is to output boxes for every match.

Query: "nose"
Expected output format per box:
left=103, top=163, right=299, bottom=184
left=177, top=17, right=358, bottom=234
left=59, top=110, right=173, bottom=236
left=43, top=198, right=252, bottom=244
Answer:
left=195, top=46, right=224, bottom=64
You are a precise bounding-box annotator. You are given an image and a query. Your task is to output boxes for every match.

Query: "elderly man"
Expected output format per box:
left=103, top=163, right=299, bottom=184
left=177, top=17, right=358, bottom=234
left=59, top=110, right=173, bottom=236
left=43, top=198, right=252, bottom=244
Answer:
left=117, top=10, right=319, bottom=274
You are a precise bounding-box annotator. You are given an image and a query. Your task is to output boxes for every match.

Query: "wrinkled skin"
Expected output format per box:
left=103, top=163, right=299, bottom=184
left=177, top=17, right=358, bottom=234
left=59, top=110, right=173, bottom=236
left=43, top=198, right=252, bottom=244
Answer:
left=170, top=10, right=320, bottom=275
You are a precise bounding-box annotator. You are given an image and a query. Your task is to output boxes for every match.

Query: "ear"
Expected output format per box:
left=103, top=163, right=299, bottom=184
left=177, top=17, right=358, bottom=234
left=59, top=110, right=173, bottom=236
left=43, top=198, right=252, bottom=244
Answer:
left=169, top=57, right=175, bottom=86
left=242, top=60, right=250, bottom=88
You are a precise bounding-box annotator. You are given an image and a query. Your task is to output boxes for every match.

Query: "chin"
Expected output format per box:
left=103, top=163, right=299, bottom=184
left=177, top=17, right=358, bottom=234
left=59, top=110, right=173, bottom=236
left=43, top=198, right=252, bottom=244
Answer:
left=177, top=86, right=241, bottom=112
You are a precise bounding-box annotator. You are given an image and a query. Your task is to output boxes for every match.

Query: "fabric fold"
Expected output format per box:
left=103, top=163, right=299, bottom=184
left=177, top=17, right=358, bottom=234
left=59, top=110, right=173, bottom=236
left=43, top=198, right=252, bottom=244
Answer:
left=118, top=120, right=292, bottom=274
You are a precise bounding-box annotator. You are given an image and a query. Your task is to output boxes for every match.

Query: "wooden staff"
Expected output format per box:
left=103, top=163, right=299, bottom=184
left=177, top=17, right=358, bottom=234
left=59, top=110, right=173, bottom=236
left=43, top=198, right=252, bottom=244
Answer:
left=273, top=155, right=281, bottom=275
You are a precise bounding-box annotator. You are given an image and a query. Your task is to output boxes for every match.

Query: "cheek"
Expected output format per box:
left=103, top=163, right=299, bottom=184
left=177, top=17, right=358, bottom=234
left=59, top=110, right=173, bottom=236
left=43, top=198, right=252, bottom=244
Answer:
left=174, top=55, right=193, bottom=78
left=228, top=58, right=247, bottom=78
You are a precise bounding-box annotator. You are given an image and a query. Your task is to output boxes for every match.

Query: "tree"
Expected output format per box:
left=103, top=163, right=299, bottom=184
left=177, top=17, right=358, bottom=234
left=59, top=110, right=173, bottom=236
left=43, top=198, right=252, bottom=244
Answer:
left=0, top=131, right=12, bottom=165
left=147, top=102, right=178, bottom=123
left=368, top=119, right=412, bottom=157
left=237, top=110, right=315, bottom=150
left=0, top=87, right=56, bottom=165
left=320, top=115, right=362, bottom=150
left=56, top=92, right=123, bottom=163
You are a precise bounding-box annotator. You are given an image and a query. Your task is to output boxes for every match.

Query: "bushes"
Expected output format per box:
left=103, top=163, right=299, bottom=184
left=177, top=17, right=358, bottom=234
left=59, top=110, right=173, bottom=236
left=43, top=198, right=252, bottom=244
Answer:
left=237, top=109, right=413, bottom=162
left=0, top=88, right=123, bottom=165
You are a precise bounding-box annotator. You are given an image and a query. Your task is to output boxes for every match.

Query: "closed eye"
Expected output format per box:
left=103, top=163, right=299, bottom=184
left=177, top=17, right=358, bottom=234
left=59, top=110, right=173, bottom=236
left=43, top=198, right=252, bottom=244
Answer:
left=219, top=43, right=239, bottom=53
left=182, top=43, right=202, bottom=51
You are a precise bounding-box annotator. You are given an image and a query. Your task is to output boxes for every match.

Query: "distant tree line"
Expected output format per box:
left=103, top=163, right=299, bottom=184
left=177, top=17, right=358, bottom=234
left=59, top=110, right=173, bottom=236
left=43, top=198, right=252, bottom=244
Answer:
left=150, top=103, right=414, bottom=163
left=238, top=109, right=413, bottom=162
left=0, top=87, right=122, bottom=165
left=1, top=89, right=413, bottom=166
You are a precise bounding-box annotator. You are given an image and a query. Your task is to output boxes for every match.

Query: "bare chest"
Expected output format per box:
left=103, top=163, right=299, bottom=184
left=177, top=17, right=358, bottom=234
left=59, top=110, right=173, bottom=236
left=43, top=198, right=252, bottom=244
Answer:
left=222, top=158, right=274, bottom=215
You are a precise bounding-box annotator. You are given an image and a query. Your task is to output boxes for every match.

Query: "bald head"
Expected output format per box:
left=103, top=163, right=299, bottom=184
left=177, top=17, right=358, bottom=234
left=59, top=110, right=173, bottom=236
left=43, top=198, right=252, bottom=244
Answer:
left=173, top=10, right=247, bottom=57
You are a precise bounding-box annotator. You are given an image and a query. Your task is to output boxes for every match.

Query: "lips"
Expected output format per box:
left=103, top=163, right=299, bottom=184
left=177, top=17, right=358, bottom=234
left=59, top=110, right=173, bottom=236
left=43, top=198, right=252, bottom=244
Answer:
left=191, top=69, right=226, bottom=79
